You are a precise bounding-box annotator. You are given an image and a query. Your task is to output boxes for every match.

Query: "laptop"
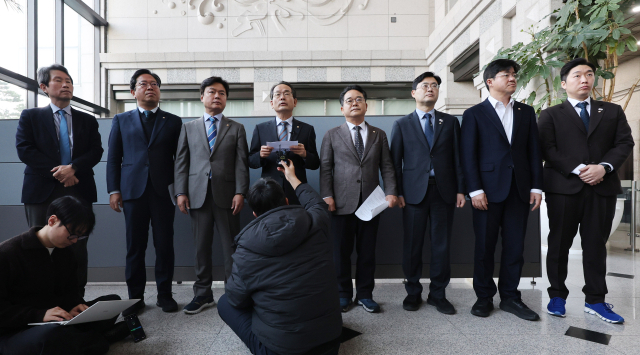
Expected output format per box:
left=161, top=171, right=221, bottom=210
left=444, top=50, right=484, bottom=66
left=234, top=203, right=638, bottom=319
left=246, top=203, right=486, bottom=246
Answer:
left=28, top=299, right=140, bottom=326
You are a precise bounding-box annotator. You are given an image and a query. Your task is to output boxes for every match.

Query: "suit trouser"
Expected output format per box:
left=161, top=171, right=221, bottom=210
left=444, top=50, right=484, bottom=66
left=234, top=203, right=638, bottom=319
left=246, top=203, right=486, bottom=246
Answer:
left=0, top=294, right=121, bottom=355
left=332, top=211, right=381, bottom=300
left=546, top=186, right=616, bottom=304
left=123, top=178, right=175, bottom=300
left=189, top=183, right=239, bottom=297
left=24, top=183, right=89, bottom=297
left=402, top=179, right=455, bottom=299
left=472, top=178, right=530, bottom=300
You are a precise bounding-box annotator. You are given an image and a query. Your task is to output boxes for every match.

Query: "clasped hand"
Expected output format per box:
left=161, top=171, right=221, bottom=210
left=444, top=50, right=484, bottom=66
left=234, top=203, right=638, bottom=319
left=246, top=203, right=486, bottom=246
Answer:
left=578, top=164, right=605, bottom=186
left=51, top=164, right=78, bottom=187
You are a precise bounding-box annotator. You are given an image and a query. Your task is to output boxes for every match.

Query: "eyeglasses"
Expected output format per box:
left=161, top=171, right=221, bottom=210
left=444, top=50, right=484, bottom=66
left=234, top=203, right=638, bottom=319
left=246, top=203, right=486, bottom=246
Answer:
left=495, top=73, right=517, bottom=79
left=136, top=82, right=159, bottom=89
left=344, top=97, right=365, bottom=105
left=63, top=224, right=88, bottom=241
left=273, top=92, right=292, bottom=98
left=417, top=83, right=440, bottom=90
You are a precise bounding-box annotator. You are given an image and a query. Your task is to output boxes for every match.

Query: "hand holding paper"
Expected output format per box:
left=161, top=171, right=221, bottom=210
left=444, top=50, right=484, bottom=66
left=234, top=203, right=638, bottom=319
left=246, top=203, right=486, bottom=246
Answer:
left=355, top=186, right=389, bottom=221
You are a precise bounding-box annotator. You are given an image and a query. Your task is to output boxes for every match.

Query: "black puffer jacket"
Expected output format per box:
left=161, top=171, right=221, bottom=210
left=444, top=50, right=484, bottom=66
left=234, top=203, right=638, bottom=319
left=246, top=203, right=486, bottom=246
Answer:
left=225, top=184, right=342, bottom=355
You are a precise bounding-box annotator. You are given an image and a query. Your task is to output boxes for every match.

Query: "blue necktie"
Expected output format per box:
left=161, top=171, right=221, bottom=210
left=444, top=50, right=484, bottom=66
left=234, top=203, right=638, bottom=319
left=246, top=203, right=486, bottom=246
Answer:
left=278, top=121, right=288, bottom=141
left=207, top=116, right=217, bottom=152
left=576, top=101, right=590, bottom=132
left=58, top=110, right=71, bottom=165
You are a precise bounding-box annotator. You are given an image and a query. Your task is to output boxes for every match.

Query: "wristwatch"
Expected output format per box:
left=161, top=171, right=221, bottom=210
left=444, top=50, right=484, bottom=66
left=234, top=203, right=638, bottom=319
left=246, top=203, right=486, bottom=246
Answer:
left=599, top=163, right=612, bottom=174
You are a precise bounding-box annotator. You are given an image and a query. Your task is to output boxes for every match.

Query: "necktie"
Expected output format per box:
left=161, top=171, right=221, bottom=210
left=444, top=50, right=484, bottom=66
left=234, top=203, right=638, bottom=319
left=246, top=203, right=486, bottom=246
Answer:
left=354, top=126, right=364, bottom=161
left=143, top=110, right=152, bottom=120
left=58, top=110, right=71, bottom=165
left=207, top=117, right=217, bottom=152
left=278, top=121, right=289, bottom=141
left=576, top=101, right=590, bottom=132
left=424, top=113, right=434, bottom=148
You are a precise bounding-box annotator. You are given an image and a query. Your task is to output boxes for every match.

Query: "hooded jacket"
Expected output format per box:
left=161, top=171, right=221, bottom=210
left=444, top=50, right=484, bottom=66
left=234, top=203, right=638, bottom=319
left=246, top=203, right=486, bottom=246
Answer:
left=225, top=183, right=342, bottom=355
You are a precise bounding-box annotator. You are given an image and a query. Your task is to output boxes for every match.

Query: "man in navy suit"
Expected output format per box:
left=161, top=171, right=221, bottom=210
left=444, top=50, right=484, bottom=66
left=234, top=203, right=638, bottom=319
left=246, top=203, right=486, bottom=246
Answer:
left=248, top=81, right=320, bottom=205
left=106, top=69, right=182, bottom=315
left=390, top=72, right=465, bottom=314
left=16, top=64, right=103, bottom=298
left=460, top=59, right=543, bottom=321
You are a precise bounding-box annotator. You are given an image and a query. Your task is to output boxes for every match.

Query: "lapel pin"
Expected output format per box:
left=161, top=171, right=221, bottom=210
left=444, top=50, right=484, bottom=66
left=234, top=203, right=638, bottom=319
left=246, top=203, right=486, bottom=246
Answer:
left=439, top=119, right=443, bottom=124
left=518, top=108, right=521, bottom=110
left=227, top=124, right=230, bottom=126
left=598, top=108, right=603, bottom=112
left=297, top=126, right=299, bottom=128
left=163, top=117, right=166, bottom=119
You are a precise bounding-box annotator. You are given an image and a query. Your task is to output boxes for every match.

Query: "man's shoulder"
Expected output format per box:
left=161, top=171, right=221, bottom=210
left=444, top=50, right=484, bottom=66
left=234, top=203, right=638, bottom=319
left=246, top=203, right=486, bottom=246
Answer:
left=435, top=110, right=458, bottom=121
left=367, top=123, right=387, bottom=136
left=513, top=100, right=535, bottom=113
left=395, top=112, right=416, bottom=124
left=292, top=118, right=314, bottom=129
left=70, top=107, right=97, bottom=121
left=157, top=109, right=182, bottom=122
left=255, top=119, right=273, bottom=130
left=0, top=234, right=24, bottom=255
left=20, top=106, right=51, bottom=119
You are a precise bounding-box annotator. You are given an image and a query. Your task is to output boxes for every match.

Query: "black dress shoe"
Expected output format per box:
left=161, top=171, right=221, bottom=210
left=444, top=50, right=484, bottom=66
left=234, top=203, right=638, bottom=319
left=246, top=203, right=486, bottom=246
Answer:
left=403, top=294, right=422, bottom=311
left=500, top=298, right=540, bottom=321
left=427, top=295, right=456, bottom=315
left=156, top=296, right=178, bottom=312
left=103, top=321, right=131, bottom=344
left=122, top=300, right=145, bottom=317
left=470, top=298, right=494, bottom=317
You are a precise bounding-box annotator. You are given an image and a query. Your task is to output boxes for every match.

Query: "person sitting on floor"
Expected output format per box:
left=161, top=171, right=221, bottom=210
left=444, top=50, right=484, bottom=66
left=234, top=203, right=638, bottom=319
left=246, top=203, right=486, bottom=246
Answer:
left=218, top=160, right=343, bottom=355
left=0, top=196, right=131, bottom=355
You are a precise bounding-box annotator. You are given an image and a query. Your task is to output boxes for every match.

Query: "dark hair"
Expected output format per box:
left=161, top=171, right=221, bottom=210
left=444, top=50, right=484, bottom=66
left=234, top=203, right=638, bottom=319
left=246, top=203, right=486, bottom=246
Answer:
left=37, top=64, right=73, bottom=90
left=270, top=81, right=297, bottom=100
left=129, top=69, right=162, bottom=91
left=560, top=58, right=596, bottom=82
left=339, top=85, right=367, bottom=106
left=483, top=59, right=520, bottom=91
left=200, top=76, right=230, bottom=96
left=46, top=196, right=96, bottom=237
left=248, top=178, right=287, bottom=217
left=412, top=72, right=442, bottom=89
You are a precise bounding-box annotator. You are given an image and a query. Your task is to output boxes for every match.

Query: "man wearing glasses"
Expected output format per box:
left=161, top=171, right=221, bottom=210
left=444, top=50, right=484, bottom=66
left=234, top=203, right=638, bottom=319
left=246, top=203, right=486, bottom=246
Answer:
left=106, top=69, right=183, bottom=315
left=320, top=85, right=397, bottom=313
left=390, top=72, right=466, bottom=314
left=0, top=196, right=131, bottom=354
left=460, top=59, right=543, bottom=321
left=249, top=81, right=320, bottom=205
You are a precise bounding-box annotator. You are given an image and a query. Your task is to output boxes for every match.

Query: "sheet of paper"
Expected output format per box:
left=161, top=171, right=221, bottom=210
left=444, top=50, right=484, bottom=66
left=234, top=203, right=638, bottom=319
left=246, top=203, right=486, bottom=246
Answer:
left=266, top=141, right=299, bottom=150
left=355, top=186, right=389, bottom=221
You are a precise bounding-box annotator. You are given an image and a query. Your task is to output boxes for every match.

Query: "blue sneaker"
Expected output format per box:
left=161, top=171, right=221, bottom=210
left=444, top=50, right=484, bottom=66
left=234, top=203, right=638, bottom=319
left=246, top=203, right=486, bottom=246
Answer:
left=183, top=295, right=215, bottom=314
left=357, top=298, right=380, bottom=313
left=547, top=297, right=566, bottom=317
left=584, top=302, right=624, bottom=324
left=339, top=298, right=352, bottom=312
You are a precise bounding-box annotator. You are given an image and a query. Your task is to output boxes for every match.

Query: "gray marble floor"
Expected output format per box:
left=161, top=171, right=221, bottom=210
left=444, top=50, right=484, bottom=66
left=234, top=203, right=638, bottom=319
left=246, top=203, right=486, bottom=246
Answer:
left=90, top=228, right=640, bottom=355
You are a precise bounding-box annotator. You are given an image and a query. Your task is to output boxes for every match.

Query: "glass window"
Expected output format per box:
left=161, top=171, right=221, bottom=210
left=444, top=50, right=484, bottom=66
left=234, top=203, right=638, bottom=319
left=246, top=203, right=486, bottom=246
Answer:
left=64, top=4, right=95, bottom=103
left=225, top=100, right=254, bottom=117
left=160, top=100, right=203, bottom=118
left=383, top=99, right=416, bottom=115
left=80, top=0, right=96, bottom=11
left=326, top=100, right=343, bottom=116
left=365, top=99, right=383, bottom=115
left=0, top=1, right=27, bottom=75
left=123, top=102, right=137, bottom=112
left=0, top=80, right=27, bottom=119
left=38, top=94, right=51, bottom=107
left=293, top=100, right=325, bottom=116
left=38, top=0, right=55, bottom=69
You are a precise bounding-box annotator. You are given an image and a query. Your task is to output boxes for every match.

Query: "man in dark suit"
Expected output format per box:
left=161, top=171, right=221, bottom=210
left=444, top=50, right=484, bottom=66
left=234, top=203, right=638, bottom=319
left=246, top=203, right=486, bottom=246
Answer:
left=320, top=85, right=397, bottom=314
left=539, top=58, right=633, bottom=323
left=249, top=81, right=320, bottom=205
left=390, top=72, right=465, bottom=314
left=16, top=64, right=103, bottom=298
left=174, top=76, right=250, bottom=315
left=460, top=59, right=543, bottom=321
left=106, top=69, right=182, bottom=315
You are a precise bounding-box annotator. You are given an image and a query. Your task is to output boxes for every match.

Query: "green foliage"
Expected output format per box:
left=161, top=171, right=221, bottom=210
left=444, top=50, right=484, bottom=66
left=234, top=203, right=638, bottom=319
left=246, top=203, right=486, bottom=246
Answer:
left=0, top=81, right=25, bottom=119
left=480, top=0, right=638, bottom=113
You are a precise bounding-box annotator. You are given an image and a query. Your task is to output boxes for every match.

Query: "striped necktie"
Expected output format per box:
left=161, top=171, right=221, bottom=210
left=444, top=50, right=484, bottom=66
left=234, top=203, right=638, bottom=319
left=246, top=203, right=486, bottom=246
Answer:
left=278, top=121, right=289, bottom=141
left=207, top=116, right=217, bottom=152
left=58, top=110, right=71, bottom=165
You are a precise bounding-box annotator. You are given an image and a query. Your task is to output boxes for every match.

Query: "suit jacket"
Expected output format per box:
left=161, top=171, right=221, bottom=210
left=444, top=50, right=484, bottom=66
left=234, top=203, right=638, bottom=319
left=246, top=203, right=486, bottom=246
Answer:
left=460, top=99, right=543, bottom=203
left=538, top=99, right=633, bottom=196
left=390, top=110, right=465, bottom=205
left=174, top=115, right=249, bottom=210
left=16, top=106, right=103, bottom=204
left=106, top=109, right=183, bottom=201
left=320, top=122, right=397, bottom=215
left=248, top=118, right=320, bottom=199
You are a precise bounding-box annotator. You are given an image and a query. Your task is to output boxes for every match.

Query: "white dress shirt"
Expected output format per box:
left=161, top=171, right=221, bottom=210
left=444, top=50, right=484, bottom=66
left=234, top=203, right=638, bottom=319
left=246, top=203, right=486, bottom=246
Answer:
left=275, top=116, right=293, bottom=141
left=50, top=103, right=73, bottom=154
left=566, top=97, right=612, bottom=175
left=345, top=120, right=368, bottom=150
left=469, top=96, right=542, bottom=198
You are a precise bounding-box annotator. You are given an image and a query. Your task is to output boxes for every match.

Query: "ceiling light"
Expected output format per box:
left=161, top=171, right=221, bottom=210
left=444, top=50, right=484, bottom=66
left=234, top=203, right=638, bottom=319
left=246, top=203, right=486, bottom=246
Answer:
left=633, top=6, right=640, bottom=13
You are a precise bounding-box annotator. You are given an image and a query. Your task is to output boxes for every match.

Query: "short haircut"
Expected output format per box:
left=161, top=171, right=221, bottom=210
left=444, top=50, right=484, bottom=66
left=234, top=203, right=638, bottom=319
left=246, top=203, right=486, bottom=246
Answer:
left=200, top=76, right=230, bottom=97
left=46, top=196, right=96, bottom=237
left=248, top=178, right=287, bottom=217
left=37, top=64, right=73, bottom=88
left=129, top=69, right=162, bottom=91
left=412, top=71, right=442, bottom=89
left=483, top=59, right=521, bottom=91
left=560, top=58, right=596, bottom=82
left=339, top=85, right=368, bottom=106
left=270, top=81, right=297, bottom=100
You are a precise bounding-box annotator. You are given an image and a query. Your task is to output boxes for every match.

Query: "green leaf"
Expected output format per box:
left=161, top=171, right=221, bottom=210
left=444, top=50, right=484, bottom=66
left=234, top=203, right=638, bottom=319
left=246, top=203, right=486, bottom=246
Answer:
left=553, top=75, right=562, bottom=92
left=618, top=28, right=631, bottom=35
left=616, top=44, right=625, bottom=56
left=612, top=28, right=620, bottom=40
left=627, top=36, right=638, bottom=52
left=525, top=91, right=537, bottom=106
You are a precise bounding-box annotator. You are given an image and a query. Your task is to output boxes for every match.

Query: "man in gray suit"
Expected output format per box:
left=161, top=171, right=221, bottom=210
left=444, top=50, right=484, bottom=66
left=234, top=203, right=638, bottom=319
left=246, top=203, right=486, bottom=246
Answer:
left=320, top=85, right=398, bottom=314
left=174, top=76, right=250, bottom=315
